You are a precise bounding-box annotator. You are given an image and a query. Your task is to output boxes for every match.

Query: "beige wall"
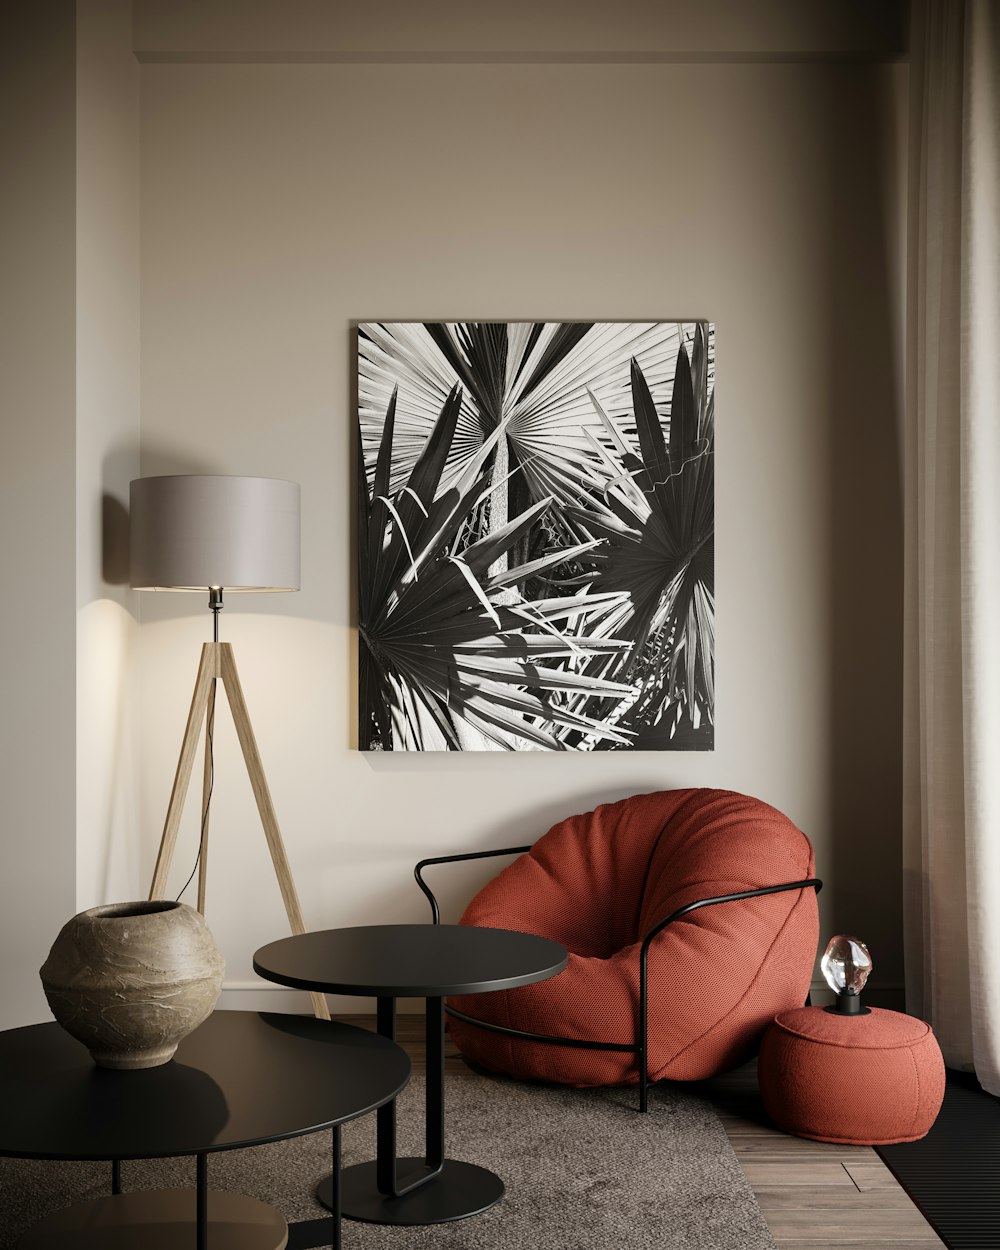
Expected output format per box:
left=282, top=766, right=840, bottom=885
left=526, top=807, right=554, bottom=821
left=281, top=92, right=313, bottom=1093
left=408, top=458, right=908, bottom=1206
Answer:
left=138, top=52, right=908, bottom=1011
left=76, top=0, right=142, bottom=912
left=0, top=2, right=79, bottom=1028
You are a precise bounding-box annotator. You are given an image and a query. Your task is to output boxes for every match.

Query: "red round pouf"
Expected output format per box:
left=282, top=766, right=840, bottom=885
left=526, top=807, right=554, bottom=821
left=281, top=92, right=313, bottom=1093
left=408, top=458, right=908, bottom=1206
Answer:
left=758, top=1005, right=945, bottom=1145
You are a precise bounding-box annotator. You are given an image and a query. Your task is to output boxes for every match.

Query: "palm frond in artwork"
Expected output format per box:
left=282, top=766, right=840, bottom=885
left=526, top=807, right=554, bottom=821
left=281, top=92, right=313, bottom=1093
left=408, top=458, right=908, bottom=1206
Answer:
left=358, top=321, right=687, bottom=518
left=359, top=385, right=637, bottom=751
left=564, top=324, right=715, bottom=746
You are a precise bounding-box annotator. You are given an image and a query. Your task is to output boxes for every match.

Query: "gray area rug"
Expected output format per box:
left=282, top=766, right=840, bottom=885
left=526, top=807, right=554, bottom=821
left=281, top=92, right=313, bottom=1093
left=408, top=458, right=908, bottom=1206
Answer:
left=0, top=1071, right=775, bottom=1249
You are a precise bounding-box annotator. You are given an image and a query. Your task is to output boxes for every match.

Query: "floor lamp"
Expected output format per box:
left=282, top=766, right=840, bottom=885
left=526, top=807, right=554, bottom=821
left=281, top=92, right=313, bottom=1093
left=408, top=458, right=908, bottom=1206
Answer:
left=130, top=474, right=329, bottom=1020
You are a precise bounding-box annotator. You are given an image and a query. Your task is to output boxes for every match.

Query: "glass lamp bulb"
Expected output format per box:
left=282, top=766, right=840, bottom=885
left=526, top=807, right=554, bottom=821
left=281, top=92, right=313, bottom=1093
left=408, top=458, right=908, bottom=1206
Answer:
left=821, top=935, right=873, bottom=996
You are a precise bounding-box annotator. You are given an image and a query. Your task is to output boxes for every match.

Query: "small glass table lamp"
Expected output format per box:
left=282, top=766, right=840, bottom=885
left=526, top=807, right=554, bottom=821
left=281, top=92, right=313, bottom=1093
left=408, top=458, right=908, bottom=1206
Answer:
left=130, top=475, right=328, bottom=1019
left=821, top=934, right=873, bottom=1016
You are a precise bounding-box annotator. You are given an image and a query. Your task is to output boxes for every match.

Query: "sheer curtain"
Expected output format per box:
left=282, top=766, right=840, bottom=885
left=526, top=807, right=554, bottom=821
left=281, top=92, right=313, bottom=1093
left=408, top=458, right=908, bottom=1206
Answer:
left=903, top=0, right=1000, bottom=1094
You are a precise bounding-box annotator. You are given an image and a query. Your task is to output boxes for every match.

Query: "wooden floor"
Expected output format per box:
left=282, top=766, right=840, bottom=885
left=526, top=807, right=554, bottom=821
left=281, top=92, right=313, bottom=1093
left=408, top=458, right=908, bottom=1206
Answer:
left=369, top=1016, right=946, bottom=1250
left=702, top=1062, right=946, bottom=1250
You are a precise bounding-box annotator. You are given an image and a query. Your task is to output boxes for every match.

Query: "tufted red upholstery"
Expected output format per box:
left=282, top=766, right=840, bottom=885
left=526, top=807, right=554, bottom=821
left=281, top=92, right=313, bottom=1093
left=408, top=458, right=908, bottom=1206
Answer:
left=759, top=1006, right=945, bottom=1144
left=448, top=789, right=819, bottom=1087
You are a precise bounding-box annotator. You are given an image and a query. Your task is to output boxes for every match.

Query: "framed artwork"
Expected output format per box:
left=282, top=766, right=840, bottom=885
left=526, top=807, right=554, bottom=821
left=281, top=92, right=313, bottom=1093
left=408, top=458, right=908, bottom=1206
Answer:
left=357, top=321, right=714, bottom=752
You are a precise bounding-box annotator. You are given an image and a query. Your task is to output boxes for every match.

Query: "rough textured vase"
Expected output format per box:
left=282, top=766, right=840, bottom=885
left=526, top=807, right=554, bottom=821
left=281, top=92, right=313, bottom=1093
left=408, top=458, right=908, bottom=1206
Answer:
left=40, top=900, right=225, bottom=1069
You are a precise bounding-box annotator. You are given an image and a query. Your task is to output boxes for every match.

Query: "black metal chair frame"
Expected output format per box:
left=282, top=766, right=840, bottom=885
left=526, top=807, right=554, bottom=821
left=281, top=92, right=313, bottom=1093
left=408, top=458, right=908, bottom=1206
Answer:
left=415, top=847, right=822, bottom=1112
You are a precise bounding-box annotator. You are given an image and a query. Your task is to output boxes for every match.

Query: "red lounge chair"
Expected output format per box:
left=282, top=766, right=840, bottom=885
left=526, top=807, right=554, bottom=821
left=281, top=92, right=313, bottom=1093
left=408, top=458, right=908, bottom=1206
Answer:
left=416, top=788, right=821, bottom=1111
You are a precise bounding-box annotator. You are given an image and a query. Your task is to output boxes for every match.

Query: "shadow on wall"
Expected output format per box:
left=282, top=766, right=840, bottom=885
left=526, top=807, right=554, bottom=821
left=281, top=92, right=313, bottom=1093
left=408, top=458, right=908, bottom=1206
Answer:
left=823, top=65, right=905, bottom=991
left=100, top=443, right=141, bottom=590
left=347, top=326, right=360, bottom=748
left=101, top=493, right=130, bottom=586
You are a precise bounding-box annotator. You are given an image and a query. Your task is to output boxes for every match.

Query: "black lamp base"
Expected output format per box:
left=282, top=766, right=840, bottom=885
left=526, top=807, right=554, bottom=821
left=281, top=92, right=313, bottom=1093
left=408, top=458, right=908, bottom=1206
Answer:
left=824, top=990, right=871, bottom=1017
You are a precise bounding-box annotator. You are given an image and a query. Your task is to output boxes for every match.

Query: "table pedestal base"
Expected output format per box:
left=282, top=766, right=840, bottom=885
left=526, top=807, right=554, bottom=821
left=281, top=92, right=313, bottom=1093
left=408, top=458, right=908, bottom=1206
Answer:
left=17, top=1189, right=288, bottom=1250
left=320, top=1158, right=504, bottom=1226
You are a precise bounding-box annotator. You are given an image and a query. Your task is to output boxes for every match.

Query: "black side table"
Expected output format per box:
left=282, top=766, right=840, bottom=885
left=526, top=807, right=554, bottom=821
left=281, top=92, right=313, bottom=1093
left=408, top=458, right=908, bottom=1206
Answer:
left=254, top=923, right=567, bottom=1226
left=0, top=1010, right=408, bottom=1250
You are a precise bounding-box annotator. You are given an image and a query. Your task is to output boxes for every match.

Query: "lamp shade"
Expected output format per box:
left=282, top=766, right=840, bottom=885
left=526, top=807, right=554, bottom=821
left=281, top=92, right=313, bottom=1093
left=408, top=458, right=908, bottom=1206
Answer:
left=129, top=475, right=300, bottom=591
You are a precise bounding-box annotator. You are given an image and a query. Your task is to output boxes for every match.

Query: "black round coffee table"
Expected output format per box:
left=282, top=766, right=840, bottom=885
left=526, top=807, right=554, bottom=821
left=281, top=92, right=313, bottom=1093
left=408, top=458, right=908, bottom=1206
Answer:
left=253, top=924, right=567, bottom=1226
left=0, top=1010, right=409, bottom=1250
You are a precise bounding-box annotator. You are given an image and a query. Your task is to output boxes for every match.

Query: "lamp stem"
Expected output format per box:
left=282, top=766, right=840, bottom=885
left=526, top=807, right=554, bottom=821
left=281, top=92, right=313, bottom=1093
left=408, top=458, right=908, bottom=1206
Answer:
left=209, top=587, right=224, bottom=642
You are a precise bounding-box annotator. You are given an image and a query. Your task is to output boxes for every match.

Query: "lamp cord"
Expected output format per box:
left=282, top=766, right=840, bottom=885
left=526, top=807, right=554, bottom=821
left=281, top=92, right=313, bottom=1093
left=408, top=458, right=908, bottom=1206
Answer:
left=175, top=709, right=214, bottom=904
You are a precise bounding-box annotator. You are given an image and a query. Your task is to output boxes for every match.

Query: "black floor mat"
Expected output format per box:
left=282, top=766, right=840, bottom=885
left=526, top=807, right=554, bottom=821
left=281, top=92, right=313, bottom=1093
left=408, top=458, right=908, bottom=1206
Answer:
left=876, top=1070, right=1000, bottom=1250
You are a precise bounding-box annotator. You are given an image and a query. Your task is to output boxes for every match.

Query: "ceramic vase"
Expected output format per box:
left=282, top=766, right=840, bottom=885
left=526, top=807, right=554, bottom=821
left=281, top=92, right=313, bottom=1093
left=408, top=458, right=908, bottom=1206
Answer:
left=40, top=900, right=225, bottom=1069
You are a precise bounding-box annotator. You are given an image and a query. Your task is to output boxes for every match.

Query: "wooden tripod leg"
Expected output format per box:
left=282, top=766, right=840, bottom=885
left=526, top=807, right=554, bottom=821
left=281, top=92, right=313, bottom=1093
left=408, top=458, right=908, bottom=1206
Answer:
left=149, top=644, right=218, bottom=901
left=218, top=643, right=331, bottom=1021
left=196, top=680, right=217, bottom=915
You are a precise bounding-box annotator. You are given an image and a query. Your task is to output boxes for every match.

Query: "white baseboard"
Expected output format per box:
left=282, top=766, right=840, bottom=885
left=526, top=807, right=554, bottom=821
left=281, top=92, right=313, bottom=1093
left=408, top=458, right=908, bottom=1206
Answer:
left=220, top=980, right=906, bottom=1016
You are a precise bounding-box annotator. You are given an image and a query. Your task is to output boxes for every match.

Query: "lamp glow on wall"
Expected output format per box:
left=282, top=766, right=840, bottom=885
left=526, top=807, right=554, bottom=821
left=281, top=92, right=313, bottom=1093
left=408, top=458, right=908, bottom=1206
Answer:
left=129, top=475, right=329, bottom=1019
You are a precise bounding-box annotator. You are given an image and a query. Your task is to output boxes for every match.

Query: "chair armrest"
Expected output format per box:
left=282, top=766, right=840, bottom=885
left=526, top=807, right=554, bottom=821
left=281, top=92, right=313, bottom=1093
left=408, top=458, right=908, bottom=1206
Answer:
left=637, top=876, right=822, bottom=1110
left=639, top=877, right=823, bottom=959
left=414, top=846, right=532, bottom=924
